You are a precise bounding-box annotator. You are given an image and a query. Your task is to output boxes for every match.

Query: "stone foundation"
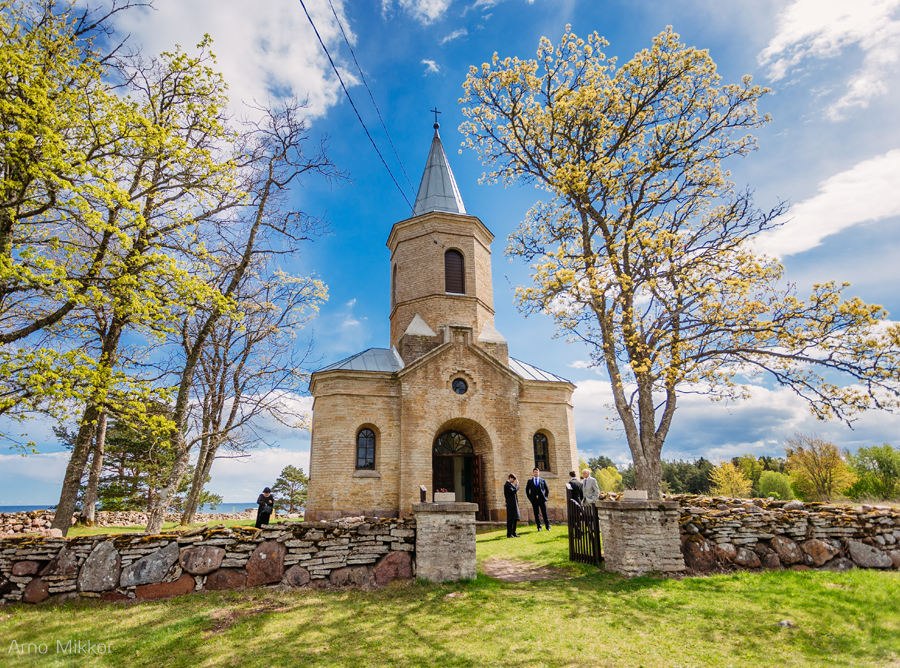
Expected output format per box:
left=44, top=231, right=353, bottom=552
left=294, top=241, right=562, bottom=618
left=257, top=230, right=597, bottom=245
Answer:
left=594, top=500, right=686, bottom=576
left=412, top=502, right=477, bottom=582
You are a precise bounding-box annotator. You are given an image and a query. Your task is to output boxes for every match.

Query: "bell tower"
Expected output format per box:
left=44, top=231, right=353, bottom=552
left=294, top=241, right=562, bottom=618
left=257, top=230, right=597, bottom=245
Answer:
left=387, top=122, right=507, bottom=364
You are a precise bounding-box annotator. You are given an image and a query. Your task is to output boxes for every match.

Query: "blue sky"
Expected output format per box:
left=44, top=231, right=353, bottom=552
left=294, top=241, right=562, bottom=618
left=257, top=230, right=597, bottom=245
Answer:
left=4, top=0, right=900, bottom=504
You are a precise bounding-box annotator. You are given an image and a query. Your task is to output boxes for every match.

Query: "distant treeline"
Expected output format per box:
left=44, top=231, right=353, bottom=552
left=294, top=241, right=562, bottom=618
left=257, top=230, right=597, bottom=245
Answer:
left=587, top=455, right=785, bottom=496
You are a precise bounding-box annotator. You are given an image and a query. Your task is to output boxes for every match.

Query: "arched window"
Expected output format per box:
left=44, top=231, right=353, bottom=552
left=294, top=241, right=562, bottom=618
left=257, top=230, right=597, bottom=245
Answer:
left=356, top=428, right=376, bottom=470
left=444, top=249, right=465, bottom=294
left=391, top=264, right=397, bottom=308
left=533, top=432, right=550, bottom=471
left=434, top=431, right=474, bottom=454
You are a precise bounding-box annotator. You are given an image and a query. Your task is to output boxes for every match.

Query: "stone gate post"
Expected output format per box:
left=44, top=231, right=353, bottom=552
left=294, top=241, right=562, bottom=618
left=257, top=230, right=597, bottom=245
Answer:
left=594, top=500, right=686, bottom=576
left=412, top=502, right=478, bottom=582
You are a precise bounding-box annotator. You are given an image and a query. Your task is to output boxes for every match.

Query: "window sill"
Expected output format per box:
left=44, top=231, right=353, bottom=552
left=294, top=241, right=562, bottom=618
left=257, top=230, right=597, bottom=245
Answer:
left=538, top=471, right=558, bottom=478
left=353, top=470, right=381, bottom=478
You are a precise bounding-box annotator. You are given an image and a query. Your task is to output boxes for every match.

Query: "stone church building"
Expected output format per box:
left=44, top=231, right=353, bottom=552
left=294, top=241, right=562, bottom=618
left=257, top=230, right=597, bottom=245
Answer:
left=305, top=123, right=577, bottom=522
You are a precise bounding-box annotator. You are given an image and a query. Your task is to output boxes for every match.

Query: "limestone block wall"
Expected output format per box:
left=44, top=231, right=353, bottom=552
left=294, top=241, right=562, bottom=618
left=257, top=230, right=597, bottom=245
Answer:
left=307, top=373, right=402, bottom=520
left=397, top=332, right=521, bottom=519
left=670, top=495, right=900, bottom=573
left=595, top=500, right=686, bottom=577
left=412, top=502, right=477, bottom=582
left=518, top=382, right=577, bottom=522
left=1, top=518, right=416, bottom=606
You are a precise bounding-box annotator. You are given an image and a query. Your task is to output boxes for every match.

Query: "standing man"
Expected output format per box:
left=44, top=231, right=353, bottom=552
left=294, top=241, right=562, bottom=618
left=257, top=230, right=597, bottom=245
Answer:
left=582, top=468, right=600, bottom=505
left=567, top=470, right=583, bottom=503
left=526, top=468, right=551, bottom=531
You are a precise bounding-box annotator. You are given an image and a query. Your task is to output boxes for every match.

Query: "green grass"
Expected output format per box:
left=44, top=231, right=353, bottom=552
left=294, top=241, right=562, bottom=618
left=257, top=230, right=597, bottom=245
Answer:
left=2, top=525, right=898, bottom=667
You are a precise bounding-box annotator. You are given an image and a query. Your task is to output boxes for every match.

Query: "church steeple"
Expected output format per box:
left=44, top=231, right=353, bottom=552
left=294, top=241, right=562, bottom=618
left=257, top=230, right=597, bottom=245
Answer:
left=411, top=124, right=466, bottom=217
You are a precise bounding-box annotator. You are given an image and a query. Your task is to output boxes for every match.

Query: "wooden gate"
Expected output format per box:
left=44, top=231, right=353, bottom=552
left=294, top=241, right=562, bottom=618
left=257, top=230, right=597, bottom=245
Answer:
left=567, top=487, right=603, bottom=566
left=473, top=454, right=486, bottom=521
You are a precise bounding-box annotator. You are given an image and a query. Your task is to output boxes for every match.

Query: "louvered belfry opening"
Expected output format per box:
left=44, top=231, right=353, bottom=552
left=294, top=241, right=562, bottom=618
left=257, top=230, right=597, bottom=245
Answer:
left=445, top=249, right=465, bottom=294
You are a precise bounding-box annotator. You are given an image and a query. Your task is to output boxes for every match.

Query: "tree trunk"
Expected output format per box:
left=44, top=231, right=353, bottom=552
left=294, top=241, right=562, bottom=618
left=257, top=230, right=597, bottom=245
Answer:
left=633, top=448, right=663, bottom=500
left=181, top=438, right=217, bottom=525
left=51, top=323, right=122, bottom=535
left=50, top=403, right=101, bottom=534
left=146, top=444, right=191, bottom=533
left=80, top=411, right=107, bottom=525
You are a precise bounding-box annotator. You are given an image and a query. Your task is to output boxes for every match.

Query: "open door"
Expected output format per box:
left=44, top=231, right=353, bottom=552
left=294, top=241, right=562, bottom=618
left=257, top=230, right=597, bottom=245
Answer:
left=474, top=454, right=486, bottom=521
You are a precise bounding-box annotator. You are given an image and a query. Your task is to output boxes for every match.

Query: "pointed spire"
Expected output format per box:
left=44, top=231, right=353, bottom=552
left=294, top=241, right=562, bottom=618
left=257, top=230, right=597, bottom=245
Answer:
left=412, top=124, right=467, bottom=217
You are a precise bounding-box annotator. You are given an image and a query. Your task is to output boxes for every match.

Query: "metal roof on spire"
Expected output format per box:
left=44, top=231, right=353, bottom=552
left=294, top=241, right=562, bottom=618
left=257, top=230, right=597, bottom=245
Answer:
left=412, top=122, right=467, bottom=217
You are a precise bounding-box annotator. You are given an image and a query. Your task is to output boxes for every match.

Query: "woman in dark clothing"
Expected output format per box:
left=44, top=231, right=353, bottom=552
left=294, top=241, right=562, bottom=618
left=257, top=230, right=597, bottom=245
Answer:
left=503, top=474, right=520, bottom=538
left=255, top=487, right=275, bottom=528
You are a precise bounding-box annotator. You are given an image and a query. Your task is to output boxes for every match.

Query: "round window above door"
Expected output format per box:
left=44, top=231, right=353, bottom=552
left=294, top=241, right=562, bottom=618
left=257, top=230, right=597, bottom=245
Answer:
left=452, top=378, right=468, bottom=394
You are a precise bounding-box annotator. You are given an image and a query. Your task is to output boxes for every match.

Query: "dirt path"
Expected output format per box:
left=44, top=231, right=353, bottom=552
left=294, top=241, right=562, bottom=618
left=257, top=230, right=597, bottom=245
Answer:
left=481, top=558, right=570, bottom=582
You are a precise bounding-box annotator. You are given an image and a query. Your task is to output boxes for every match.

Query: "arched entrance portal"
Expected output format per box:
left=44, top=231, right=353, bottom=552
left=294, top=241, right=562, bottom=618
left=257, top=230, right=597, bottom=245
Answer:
left=433, top=431, right=486, bottom=520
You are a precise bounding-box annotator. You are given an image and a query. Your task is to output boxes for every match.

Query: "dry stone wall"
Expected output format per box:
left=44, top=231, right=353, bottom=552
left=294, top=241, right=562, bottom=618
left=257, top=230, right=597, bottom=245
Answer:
left=1, top=517, right=415, bottom=606
left=671, top=495, right=900, bottom=573
left=0, top=510, right=303, bottom=537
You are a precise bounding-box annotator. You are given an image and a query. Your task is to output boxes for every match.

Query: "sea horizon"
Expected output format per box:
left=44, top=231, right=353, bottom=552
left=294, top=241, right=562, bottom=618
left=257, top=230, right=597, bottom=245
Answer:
left=0, top=502, right=261, bottom=514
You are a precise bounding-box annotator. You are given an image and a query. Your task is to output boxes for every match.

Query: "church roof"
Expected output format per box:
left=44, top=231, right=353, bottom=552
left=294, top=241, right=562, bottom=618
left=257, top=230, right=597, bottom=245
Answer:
left=412, top=126, right=467, bottom=217
left=315, top=348, right=570, bottom=383
left=509, top=358, right=571, bottom=383
left=316, top=347, right=404, bottom=373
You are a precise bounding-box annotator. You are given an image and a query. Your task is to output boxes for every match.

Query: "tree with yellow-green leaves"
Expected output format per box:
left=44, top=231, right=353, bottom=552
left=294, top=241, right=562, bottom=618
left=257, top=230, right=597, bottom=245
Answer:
left=784, top=433, right=856, bottom=502
left=710, top=462, right=752, bottom=498
left=460, top=26, right=900, bottom=499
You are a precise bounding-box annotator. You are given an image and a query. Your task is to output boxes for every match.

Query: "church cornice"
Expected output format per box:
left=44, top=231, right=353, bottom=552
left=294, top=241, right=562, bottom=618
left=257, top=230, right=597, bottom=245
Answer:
left=388, top=293, right=495, bottom=320
left=386, top=211, right=494, bottom=252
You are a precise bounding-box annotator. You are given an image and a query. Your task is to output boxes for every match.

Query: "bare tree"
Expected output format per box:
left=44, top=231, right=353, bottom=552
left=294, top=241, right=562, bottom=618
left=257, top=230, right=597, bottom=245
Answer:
left=144, top=100, right=343, bottom=533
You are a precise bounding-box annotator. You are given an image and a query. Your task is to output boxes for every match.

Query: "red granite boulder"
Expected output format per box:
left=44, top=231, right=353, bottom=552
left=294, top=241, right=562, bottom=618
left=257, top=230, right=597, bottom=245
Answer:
left=246, top=541, right=286, bottom=586
left=681, top=535, right=716, bottom=572
left=205, top=568, right=248, bottom=591
left=12, top=561, right=40, bottom=576
left=283, top=565, right=310, bottom=588
left=23, top=577, right=50, bottom=603
left=135, top=574, right=195, bottom=600
left=374, top=551, right=413, bottom=586
left=179, top=546, right=225, bottom=575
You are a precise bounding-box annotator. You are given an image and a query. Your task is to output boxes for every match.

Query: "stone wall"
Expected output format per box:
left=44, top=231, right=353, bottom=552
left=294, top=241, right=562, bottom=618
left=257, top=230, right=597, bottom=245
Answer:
left=412, top=502, right=477, bottom=582
left=1, top=517, right=415, bottom=605
left=673, top=495, right=900, bottom=573
left=0, top=509, right=300, bottom=537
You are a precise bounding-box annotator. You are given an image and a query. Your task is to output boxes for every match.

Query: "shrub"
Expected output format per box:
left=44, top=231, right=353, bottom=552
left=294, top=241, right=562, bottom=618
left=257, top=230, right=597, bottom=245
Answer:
left=710, top=462, right=752, bottom=498
left=758, top=471, right=794, bottom=500
left=847, top=444, right=900, bottom=501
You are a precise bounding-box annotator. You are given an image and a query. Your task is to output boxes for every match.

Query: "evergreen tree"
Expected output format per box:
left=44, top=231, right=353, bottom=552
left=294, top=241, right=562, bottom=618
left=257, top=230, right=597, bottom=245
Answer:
left=271, top=465, right=308, bottom=513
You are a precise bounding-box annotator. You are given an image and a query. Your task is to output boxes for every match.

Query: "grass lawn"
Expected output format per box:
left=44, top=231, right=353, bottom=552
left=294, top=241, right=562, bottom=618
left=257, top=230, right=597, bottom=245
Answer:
left=2, top=525, right=898, bottom=667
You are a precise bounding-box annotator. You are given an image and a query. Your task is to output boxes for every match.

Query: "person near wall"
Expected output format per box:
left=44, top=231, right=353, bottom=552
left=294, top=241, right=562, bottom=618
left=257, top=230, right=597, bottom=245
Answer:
left=255, top=487, right=275, bottom=528
left=504, top=474, right=521, bottom=538
left=526, top=468, right=551, bottom=531
left=567, top=470, right=584, bottom=504
left=582, top=469, right=600, bottom=505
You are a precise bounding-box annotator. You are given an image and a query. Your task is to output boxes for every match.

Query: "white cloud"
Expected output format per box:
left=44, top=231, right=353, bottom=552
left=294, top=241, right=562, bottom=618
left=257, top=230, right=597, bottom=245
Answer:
left=754, top=149, right=900, bottom=257
left=113, top=0, right=357, bottom=120
left=346, top=298, right=357, bottom=307
left=342, top=318, right=361, bottom=327
left=571, top=377, right=900, bottom=465
left=441, top=28, right=468, bottom=44
left=567, top=360, right=594, bottom=370
left=758, top=0, right=900, bottom=119
left=421, top=59, right=441, bottom=75
left=382, top=0, right=453, bottom=24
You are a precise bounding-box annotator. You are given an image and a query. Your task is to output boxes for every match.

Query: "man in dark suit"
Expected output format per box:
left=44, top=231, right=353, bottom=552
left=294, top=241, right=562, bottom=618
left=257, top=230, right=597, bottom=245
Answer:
left=526, top=468, right=551, bottom=531
left=567, top=470, right=583, bottom=503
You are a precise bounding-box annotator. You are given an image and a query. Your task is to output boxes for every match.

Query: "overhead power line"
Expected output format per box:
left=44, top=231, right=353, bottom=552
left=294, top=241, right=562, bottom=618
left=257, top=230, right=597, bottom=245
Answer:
left=298, top=0, right=412, bottom=210
left=326, top=0, right=417, bottom=197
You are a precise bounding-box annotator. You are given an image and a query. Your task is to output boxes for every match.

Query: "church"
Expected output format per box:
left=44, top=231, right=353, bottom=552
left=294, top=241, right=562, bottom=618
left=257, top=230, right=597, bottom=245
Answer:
left=305, top=121, right=578, bottom=523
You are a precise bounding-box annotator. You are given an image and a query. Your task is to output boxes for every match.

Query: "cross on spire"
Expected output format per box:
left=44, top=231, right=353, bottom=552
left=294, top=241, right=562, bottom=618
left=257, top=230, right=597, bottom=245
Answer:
left=430, top=107, right=441, bottom=129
